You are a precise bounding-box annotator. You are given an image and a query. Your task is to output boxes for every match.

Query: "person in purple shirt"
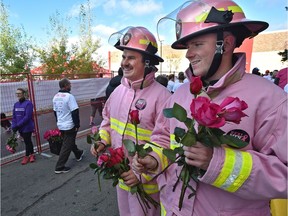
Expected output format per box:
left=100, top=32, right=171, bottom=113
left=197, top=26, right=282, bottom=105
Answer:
left=12, top=88, right=35, bottom=165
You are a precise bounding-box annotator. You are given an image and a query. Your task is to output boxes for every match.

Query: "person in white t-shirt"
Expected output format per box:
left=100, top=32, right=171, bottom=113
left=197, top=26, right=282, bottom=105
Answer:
left=53, top=78, right=84, bottom=174
left=172, top=71, right=185, bottom=93
left=167, top=74, right=175, bottom=92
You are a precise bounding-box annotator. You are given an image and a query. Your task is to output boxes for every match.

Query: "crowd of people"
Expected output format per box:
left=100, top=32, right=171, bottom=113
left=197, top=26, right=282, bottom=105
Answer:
left=251, top=67, right=288, bottom=92
left=2, top=0, right=287, bottom=216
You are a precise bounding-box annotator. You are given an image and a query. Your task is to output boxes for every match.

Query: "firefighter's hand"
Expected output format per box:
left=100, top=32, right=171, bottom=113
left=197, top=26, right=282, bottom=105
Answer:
left=121, top=169, right=139, bottom=187
left=90, top=141, right=105, bottom=157
left=132, top=153, right=158, bottom=174
left=183, top=141, right=213, bottom=170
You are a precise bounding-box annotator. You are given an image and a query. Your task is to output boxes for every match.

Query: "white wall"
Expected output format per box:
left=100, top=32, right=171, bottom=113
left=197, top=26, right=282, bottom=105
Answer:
left=251, top=51, right=288, bottom=73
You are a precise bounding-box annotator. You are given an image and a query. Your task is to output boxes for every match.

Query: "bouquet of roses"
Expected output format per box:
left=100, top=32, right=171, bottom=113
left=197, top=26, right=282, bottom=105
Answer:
left=90, top=146, right=128, bottom=190
left=43, top=128, right=62, bottom=142
left=6, top=132, right=18, bottom=154
left=162, top=76, right=249, bottom=210
left=90, top=145, right=158, bottom=214
left=122, top=110, right=159, bottom=212
left=88, top=118, right=158, bottom=214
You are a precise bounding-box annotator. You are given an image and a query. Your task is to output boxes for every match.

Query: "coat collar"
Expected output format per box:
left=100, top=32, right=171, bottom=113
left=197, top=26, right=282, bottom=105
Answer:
left=185, top=53, right=246, bottom=98
left=121, top=71, right=156, bottom=90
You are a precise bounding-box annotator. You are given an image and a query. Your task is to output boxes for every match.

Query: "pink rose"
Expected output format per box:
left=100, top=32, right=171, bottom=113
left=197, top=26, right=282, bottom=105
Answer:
left=129, top=110, right=140, bottom=125
left=190, top=76, right=202, bottom=95
left=219, top=97, right=248, bottom=124
left=97, top=153, right=110, bottom=167
left=91, top=126, right=99, bottom=135
left=6, top=145, right=15, bottom=154
left=190, top=96, right=225, bottom=128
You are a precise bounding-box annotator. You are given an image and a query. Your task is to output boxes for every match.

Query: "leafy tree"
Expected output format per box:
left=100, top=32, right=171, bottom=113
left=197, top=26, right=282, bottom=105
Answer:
left=0, top=1, right=34, bottom=79
left=278, top=49, right=288, bottom=62
left=35, top=0, right=105, bottom=77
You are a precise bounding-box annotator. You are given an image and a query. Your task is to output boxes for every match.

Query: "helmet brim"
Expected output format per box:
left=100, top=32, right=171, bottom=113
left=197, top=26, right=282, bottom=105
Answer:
left=171, top=20, right=269, bottom=49
left=115, top=45, right=164, bottom=64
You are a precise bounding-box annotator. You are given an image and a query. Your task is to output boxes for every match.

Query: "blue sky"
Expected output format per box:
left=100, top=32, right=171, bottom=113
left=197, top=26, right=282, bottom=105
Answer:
left=3, top=0, right=287, bottom=65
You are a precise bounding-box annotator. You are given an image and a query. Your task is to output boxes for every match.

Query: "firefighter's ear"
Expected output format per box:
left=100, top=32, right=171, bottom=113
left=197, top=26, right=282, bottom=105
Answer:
left=223, top=33, right=236, bottom=53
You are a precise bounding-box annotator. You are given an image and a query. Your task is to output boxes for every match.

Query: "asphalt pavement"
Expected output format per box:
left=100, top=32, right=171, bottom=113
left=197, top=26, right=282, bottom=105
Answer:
left=1, top=135, right=119, bottom=216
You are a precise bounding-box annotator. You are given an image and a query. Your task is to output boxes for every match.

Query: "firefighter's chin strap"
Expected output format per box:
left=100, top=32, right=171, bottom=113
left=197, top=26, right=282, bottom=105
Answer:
left=190, top=31, right=224, bottom=82
left=140, top=60, right=153, bottom=89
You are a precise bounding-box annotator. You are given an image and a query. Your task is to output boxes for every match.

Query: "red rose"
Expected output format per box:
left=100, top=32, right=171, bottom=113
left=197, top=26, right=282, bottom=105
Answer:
left=190, top=96, right=225, bottom=128
left=115, top=147, right=124, bottom=159
left=219, top=97, right=248, bottom=124
left=130, top=110, right=140, bottom=125
left=98, top=153, right=110, bottom=166
left=43, top=130, right=51, bottom=140
left=190, top=76, right=202, bottom=95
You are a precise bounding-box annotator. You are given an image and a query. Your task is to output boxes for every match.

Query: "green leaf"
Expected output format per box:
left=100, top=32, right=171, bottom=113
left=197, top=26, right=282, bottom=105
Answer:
left=184, top=117, right=193, bottom=130
left=163, top=108, right=174, bottom=118
left=89, top=163, right=98, bottom=169
left=199, top=133, right=221, bottom=148
left=87, top=135, right=92, bottom=144
left=112, top=179, right=119, bottom=187
left=172, top=103, right=187, bottom=122
left=174, top=147, right=184, bottom=155
left=181, top=132, right=196, bottom=147
left=163, top=149, right=177, bottom=162
left=136, top=145, right=153, bottom=158
left=209, top=128, right=225, bottom=137
left=221, top=135, right=249, bottom=149
left=130, top=185, right=138, bottom=194
left=174, top=127, right=186, bottom=139
left=93, top=133, right=101, bottom=141
left=123, top=139, right=136, bottom=156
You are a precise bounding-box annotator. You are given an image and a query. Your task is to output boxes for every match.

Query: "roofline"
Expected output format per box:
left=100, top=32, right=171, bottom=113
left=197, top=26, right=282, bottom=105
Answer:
left=261, top=29, right=288, bottom=34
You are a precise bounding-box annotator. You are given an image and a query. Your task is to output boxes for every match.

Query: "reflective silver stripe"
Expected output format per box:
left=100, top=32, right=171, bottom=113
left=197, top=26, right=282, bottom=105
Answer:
left=221, top=150, right=242, bottom=190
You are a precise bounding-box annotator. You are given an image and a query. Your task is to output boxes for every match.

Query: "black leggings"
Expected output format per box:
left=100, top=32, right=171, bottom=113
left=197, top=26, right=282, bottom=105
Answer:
left=20, top=132, right=34, bottom=156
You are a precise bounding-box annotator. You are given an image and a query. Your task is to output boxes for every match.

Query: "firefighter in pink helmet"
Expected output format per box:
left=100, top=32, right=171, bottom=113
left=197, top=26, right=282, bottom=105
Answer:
left=132, top=1, right=287, bottom=215
left=90, top=26, right=171, bottom=216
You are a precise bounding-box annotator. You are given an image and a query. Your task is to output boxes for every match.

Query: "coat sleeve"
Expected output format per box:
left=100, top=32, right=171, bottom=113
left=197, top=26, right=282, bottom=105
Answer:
left=99, top=97, right=111, bottom=145
left=200, top=98, right=288, bottom=200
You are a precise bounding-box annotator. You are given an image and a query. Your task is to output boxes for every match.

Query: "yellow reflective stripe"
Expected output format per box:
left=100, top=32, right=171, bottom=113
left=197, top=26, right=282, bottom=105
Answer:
left=145, top=142, right=169, bottom=171
left=212, top=148, right=236, bottom=188
left=195, top=12, right=209, bottom=23
left=216, top=6, right=243, bottom=13
left=110, top=118, right=152, bottom=141
left=170, top=134, right=181, bottom=150
left=212, top=148, right=253, bottom=192
left=160, top=202, right=167, bottom=216
left=142, top=173, right=152, bottom=181
left=118, top=179, right=159, bottom=194
left=139, top=39, right=158, bottom=48
left=226, top=151, right=252, bottom=192
left=125, top=123, right=152, bottom=141
left=99, top=129, right=110, bottom=144
left=195, top=5, right=243, bottom=23
left=228, top=5, right=243, bottom=13
left=111, top=117, right=125, bottom=134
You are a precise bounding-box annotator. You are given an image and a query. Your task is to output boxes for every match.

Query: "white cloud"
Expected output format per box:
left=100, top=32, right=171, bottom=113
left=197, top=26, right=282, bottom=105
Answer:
left=92, top=24, right=117, bottom=38
left=120, top=0, right=162, bottom=16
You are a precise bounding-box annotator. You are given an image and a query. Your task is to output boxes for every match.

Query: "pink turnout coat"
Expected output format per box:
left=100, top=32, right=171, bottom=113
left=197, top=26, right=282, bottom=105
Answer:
left=99, top=71, right=171, bottom=216
left=149, top=53, right=287, bottom=216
